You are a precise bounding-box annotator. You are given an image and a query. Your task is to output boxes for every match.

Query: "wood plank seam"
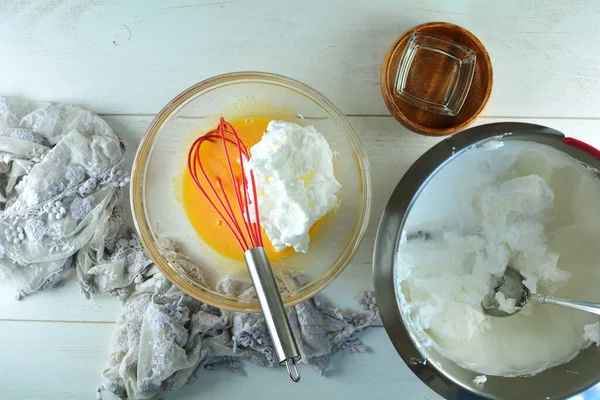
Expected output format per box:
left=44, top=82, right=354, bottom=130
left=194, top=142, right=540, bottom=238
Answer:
left=0, top=319, right=117, bottom=325
left=97, top=113, right=600, bottom=121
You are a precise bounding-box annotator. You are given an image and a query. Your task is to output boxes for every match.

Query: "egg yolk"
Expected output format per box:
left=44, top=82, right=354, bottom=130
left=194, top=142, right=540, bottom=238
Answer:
left=181, top=117, right=308, bottom=262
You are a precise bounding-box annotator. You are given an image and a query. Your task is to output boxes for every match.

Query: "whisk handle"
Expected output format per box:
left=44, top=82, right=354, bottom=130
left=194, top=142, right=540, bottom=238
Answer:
left=244, top=247, right=301, bottom=382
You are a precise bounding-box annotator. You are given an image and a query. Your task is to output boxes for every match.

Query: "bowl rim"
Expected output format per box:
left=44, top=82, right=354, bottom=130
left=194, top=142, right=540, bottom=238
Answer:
left=373, top=122, right=600, bottom=399
left=131, top=71, right=372, bottom=312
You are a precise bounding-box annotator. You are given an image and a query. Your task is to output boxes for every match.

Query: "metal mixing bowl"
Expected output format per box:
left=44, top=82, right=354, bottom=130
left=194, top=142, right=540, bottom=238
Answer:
left=373, top=123, right=600, bottom=400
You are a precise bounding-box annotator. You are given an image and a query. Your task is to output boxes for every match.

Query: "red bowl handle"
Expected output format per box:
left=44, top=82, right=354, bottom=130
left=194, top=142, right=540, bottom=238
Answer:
left=563, top=137, right=600, bottom=160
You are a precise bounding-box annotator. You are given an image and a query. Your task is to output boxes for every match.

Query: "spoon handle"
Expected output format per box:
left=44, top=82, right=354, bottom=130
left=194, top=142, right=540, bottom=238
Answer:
left=532, top=293, right=600, bottom=316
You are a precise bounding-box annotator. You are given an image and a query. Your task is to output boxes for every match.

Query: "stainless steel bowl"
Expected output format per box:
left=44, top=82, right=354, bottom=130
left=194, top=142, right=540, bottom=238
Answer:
left=373, top=123, right=600, bottom=400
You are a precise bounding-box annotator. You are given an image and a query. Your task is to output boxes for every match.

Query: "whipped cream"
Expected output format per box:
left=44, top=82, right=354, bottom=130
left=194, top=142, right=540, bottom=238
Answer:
left=395, top=140, right=600, bottom=377
left=246, top=120, right=341, bottom=252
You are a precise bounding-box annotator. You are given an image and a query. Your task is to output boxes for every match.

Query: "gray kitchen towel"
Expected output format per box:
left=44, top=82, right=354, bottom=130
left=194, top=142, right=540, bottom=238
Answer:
left=0, top=97, right=379, bottom=400
left=0, top=96, right=145, bottom=299
left=97, top=238, right=378, bottom=400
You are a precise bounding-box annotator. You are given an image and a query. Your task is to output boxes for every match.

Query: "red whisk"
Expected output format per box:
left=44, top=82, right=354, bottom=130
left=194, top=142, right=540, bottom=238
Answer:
left=188, top=118, right=263, bottom=251
left=188, top=117, right=301, bottom=382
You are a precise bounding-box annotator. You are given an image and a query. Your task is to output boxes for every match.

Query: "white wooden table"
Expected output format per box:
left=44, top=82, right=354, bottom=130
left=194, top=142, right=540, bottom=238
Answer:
left=2, top=1, right=600, bottom=399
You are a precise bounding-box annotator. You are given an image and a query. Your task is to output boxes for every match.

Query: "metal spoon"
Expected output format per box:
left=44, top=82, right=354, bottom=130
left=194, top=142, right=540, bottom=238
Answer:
left=482, top=266, right=600, bottom=317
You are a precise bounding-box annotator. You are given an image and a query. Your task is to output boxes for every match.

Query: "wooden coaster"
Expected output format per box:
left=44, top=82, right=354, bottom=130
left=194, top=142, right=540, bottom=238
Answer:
left=381, top=22, right=493, bottom=136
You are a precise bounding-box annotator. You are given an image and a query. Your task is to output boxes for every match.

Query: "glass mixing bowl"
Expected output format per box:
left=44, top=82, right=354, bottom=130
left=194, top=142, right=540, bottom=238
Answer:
left=131, top=72, right=371, bottom=312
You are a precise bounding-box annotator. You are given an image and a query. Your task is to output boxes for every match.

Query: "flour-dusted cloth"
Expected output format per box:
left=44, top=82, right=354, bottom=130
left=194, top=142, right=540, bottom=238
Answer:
left=0, top=97, right=379, bottom=400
